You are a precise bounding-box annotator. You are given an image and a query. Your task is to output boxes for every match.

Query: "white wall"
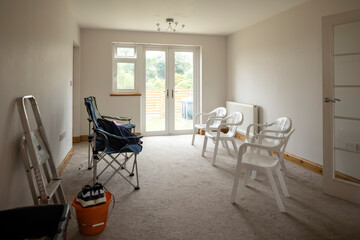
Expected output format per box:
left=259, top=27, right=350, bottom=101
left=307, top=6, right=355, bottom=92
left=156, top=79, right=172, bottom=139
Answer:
left=78, top=29, right=227, bottom=136
left=227, top=0, right=360, bottom=164
left=0, top=0, right=79, bottom=209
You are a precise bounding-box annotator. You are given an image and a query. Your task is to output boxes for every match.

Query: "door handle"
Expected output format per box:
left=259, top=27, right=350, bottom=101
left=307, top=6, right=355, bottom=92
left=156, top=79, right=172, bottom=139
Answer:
left=324, top=97, right=341, bottom=103
left=163, top=90, right=169, bottom=98
left=172, top=90, right=178, bottom=98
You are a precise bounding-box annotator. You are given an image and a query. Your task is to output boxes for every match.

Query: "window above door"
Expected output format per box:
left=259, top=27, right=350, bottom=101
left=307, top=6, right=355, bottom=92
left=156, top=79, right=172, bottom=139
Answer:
left=112, top=44, right=139, bottom=94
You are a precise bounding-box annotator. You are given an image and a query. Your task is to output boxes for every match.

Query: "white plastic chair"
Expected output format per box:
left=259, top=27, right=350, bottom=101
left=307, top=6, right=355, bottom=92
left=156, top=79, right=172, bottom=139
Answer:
left=245, top=117, right=292, bottom=177
left=191, top=107, right=227, bottom=145
left=202, top=112, right=244, bottom=166
left=230, top=129, right=295, bottom=212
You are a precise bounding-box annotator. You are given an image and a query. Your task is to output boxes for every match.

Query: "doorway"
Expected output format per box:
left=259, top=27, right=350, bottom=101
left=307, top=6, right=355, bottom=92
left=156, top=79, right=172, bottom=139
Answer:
left=143, top=46, right=199, bottom=135
left=323, top=9, right=360, bottom=204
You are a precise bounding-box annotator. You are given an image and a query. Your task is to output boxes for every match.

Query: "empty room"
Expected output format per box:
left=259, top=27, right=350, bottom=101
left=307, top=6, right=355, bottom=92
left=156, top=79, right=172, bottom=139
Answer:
left=0, top=0, right=360, bottom=239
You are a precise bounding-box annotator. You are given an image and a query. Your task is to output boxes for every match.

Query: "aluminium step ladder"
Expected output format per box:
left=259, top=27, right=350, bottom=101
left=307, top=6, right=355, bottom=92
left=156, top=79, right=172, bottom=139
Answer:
left=17, top=95, right=66, bottom=205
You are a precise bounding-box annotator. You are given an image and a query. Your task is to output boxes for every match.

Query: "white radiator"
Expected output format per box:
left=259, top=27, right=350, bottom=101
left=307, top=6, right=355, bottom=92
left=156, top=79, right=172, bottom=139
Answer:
left=226, top=101, right=259, bottom=136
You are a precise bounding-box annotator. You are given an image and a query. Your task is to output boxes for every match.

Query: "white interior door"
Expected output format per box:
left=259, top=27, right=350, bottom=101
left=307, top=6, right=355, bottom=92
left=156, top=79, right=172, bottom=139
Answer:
left=323, top=9, right=360, bottom=204
left=144, top=46, right=198, bottom=135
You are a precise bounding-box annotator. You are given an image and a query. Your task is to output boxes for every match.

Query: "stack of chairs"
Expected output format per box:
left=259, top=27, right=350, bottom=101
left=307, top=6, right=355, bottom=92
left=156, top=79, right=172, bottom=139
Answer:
left=84, top=97, right=143, bottom=190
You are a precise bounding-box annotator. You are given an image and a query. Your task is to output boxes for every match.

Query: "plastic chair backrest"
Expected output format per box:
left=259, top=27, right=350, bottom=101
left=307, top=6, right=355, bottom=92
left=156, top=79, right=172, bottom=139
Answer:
left=274, top=117, right=292, bottom=134
left=227, top=112, right=244, bottom=136
left=261, top=117, right=292, bottom=144
left=210, top=107, right=227, bottom=126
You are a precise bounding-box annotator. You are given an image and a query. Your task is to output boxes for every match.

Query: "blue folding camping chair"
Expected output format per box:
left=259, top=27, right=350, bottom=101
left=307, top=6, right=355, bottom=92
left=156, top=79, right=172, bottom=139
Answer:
left=84, top=97, right=143, bottom=190
left=84, top=96, right=135, bottom=170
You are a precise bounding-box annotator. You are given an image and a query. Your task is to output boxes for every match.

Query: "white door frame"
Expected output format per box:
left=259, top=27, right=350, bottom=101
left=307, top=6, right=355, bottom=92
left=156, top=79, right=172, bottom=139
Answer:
left=141, top=45, right=200, bottom=136
left=322, top=9, right=360, bottom=205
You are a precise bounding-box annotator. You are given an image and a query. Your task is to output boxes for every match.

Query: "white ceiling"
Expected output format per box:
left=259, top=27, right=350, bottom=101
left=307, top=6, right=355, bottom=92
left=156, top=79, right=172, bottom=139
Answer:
left=65, top=0, right=308, bottom=36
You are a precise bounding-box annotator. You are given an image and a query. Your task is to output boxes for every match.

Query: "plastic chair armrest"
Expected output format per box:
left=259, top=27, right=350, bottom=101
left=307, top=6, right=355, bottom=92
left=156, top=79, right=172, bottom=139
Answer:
left=251, top=123, right=274, bottom=128
left=239, top=142, right=278, bottom=153
left=208, top=116, right=226, bottom=120
left=254, top=133, right=285, bottom=140
left=220, top=122, right=241, bottom=127
left=193, top=112, right=216, bottom=126
left=245, top=123, right=274, bottom=140
left=194, top=112, right=214, bottom=120
left=204, top=116, right=224, bottom=131
left=250, top=133, right=285, bottom=146
left=217, top=122, right=241, bottom=130
left=260, top=129, right=289, bottom=134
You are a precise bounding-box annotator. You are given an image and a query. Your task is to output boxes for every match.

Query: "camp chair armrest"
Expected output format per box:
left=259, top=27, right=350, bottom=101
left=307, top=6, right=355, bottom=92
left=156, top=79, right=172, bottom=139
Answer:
left=126, top=136, right=143, bottom=140
left=102, top=115, right=132, bottom=122
left=95, top=129, right=130, bottom=141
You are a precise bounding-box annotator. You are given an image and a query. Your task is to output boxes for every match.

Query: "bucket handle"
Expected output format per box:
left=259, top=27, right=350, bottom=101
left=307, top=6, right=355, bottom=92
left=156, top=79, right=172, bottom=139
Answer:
left=104, top=187, right=115, bottom=218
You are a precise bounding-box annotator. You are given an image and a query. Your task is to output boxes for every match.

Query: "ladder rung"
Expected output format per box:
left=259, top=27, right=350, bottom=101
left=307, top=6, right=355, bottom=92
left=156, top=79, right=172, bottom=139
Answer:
left=46, top=179, right=61, bottom=198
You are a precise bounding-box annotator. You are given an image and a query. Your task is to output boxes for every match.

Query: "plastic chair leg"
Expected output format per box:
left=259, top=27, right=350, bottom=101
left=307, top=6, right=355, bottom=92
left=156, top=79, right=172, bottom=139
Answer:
left=276, top=167, right=290, bottom=197
left=250, top=170, right=257, bottom=179
left=230, top=159, right=243, bottom=203
left=212, top=139, right=220, bottom=166
left=280, top=157, right=288, bottom=175
left=244, top=169, right=251, bottom=187
left=191, top=128, right=197, bottom=145
left=223, top=141, right=231, bottom=155
left=201, top=136, right=208, bottom=157
left=266, top=169, right=286, bottom=212
left=231, top=139, right=238, bottom=155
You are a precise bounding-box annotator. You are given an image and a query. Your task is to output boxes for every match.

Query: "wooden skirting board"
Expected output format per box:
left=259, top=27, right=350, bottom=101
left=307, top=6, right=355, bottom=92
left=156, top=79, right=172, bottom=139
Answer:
left=73, top=135, right=88, bottom=143
left=57, top=147, right=73, bottom=176
left=235, top=133, right=246, bottom=142
left=80, top=135, right=88, bottom=142
left=73, top=135, right=89, bottom=143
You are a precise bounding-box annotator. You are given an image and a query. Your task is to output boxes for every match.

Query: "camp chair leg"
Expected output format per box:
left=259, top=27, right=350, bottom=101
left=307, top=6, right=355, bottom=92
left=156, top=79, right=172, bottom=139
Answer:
left=134, top=155, right=140, bottom=190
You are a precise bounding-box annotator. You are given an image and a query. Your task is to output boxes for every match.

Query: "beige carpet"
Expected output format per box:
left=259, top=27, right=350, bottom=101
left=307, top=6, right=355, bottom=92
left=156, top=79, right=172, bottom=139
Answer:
left=62, top=135, right=360, bottom=240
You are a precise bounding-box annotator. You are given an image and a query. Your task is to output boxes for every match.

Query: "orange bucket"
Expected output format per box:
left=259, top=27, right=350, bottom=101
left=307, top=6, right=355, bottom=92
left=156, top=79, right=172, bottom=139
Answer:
left=72, top=191, right=113, bottom=235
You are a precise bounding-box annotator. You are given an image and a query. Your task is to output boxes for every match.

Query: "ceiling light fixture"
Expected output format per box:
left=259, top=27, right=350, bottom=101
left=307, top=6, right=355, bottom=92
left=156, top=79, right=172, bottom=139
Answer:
left=156, top=18, right=185, bottom=32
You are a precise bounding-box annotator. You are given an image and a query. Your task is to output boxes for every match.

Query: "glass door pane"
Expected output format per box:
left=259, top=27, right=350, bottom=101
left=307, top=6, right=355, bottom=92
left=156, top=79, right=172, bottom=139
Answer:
left=174, top=51, right=194, bottom=131
left=333, top=21, right=360, bottom=184
left=145, top=50, right=166, bottom=132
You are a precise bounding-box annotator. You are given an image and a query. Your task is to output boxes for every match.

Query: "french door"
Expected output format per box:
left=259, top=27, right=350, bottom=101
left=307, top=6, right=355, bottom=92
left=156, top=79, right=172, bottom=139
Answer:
left=323, top=9, right=360, bottom=204
left=143, top=46, right=199, bottom=135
